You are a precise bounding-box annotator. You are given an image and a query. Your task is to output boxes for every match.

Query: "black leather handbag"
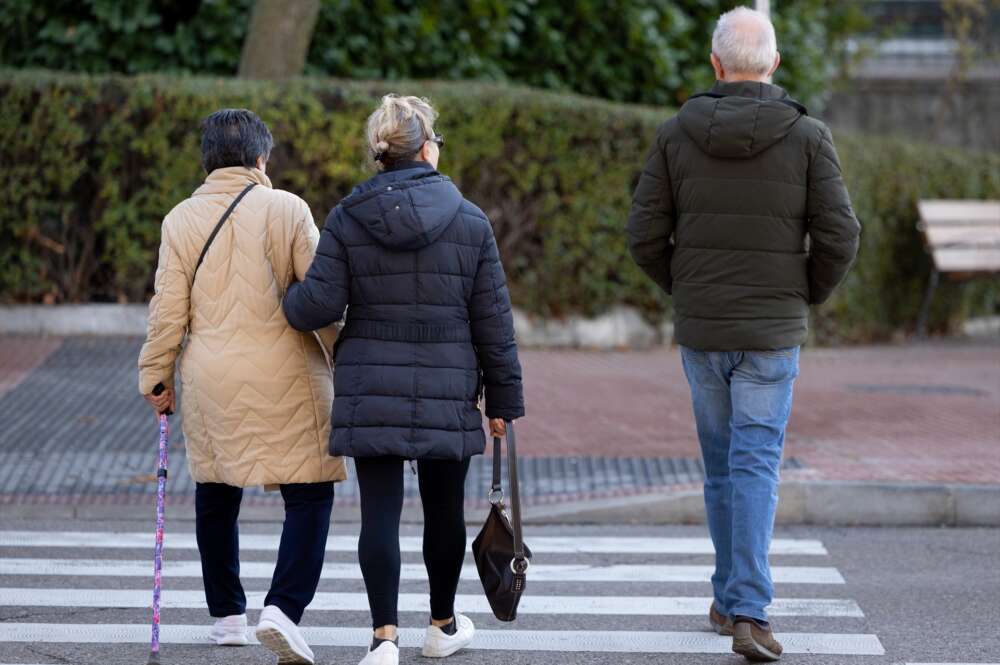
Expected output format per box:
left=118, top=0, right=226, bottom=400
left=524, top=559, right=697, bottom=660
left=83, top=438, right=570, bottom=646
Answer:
left=471, top=420, right=531, bottom=621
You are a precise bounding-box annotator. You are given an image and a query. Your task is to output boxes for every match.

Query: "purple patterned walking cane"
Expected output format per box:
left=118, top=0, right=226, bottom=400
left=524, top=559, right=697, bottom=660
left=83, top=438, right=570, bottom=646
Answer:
left=148, top=383, right=171, bottom=665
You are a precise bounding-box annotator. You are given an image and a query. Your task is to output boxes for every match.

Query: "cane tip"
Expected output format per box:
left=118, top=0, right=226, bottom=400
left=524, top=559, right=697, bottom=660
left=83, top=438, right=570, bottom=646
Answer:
left=147, top=653, right=160, bottom=665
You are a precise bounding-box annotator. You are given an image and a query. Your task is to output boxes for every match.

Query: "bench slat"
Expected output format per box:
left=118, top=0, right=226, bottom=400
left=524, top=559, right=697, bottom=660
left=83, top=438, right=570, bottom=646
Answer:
left=918, top=200, right=1000, bottom=224
left=924, top=224, right=1000, bottom=248
left=932, top=248, right=1000, bottom=273
left=917, top=199, right=1000, bottom=274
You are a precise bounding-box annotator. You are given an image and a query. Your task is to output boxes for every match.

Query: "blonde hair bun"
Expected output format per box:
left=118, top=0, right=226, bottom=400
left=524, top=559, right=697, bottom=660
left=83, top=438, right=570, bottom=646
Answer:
left=366, top=94, right=438, bottom=169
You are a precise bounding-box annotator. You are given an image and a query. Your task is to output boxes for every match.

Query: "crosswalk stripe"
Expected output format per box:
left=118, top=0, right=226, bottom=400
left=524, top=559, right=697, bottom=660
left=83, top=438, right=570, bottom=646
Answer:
left=0, top=558, right=845, bottom=584
left=0, top=531, right=827, bottom=555
left=0, top=588, right=864, bottom=617
left=0, top=623, right=886, bottom=655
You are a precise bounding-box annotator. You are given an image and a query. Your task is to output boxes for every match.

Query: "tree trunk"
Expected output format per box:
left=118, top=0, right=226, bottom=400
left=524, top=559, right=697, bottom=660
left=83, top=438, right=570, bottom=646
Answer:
left=238, top=0, right=321, bottom=80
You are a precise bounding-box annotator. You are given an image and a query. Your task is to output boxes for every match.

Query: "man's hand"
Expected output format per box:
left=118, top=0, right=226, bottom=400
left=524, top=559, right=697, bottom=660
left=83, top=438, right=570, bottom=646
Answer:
left=489, top=418, right=507, bottom=438
left=144, top=388, right=175, bottom=417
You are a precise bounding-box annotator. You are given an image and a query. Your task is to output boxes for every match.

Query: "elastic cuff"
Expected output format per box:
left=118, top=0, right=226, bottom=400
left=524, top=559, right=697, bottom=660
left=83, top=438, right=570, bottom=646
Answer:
left=139, top=373, right=173, bottom=396
left=484, top=384, right=525, bottom=420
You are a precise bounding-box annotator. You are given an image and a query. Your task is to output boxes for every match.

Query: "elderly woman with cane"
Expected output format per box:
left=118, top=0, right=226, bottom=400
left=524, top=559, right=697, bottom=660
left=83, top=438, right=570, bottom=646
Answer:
left=283, top=94, right=525, bottom=665
left=139, top=108, right=344, bottom=665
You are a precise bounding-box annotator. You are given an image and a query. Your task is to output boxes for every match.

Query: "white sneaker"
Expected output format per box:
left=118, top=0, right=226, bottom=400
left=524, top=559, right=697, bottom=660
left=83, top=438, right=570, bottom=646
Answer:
left=255, top=605, right=315, bottom=664
left=358, top=639, right=399, bottom=665
left=208, top=613, right=249, bottom=646
left=422, top=614, right=475, bottom=658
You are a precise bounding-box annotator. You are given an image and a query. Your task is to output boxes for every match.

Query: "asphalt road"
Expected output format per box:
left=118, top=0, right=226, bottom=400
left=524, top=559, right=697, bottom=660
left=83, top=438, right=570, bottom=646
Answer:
left=0, top=517, right=997, bottom=665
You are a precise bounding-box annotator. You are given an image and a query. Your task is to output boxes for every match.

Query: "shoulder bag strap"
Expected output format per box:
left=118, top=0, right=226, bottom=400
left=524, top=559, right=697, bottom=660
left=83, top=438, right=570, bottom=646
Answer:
left=192, top=182, right=256, bottom=284
left=493, top=421, right=527, bottom=570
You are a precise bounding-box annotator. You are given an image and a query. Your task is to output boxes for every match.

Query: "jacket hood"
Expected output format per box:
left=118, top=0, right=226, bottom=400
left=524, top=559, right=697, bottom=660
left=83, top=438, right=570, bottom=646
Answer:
left=340, top=161, right=464, bottom=250
left=678, top=81, right=806, bottom=159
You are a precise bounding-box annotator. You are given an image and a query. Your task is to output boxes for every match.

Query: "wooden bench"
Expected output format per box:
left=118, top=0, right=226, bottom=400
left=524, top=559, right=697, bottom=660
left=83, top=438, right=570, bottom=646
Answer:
left=916, top=199, right=1000, bottom=336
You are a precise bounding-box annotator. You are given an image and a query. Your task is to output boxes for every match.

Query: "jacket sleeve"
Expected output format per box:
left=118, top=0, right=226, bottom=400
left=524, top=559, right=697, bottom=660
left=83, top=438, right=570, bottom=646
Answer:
left=291, top=202, right=320, bottom=281
left=290, top=203, right=340, bottom=354
left=137, top=215, right=190, bottom=395
left=805, top=125, right=861, bottom=305
left=626, top=127, right=676, bottom=295
left=470, top=221, right=525, bottom=420
left=282, top=210, right=350, bottom=332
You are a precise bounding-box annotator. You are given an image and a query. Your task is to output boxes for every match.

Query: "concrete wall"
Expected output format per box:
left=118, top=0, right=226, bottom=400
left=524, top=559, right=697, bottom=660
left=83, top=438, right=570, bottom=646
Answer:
left=824, top=64, right=1000, bottom=152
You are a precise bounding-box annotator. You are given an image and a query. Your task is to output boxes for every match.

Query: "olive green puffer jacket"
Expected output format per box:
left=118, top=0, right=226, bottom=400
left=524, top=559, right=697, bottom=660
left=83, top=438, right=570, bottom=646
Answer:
left=627, top=80, right=860, bottom=351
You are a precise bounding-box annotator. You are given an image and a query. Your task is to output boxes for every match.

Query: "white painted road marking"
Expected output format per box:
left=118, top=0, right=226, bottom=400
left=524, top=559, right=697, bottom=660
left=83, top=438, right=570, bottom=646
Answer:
left=0, top=623, right=886, bottom=655
left=0, top=588, right=864, bottom=617
left=0, top=558, right=846, bottom=584
left=0, top=531, right=827, bottom=555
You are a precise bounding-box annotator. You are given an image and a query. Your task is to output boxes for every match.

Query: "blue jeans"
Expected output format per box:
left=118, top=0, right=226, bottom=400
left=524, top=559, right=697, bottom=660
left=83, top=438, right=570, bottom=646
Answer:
left=680, top=346, right=800, bottom=623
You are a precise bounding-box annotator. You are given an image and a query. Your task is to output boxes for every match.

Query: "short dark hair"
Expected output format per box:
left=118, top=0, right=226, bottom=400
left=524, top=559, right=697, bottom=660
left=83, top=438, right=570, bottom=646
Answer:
left=200, top=108, right=274, bottom=173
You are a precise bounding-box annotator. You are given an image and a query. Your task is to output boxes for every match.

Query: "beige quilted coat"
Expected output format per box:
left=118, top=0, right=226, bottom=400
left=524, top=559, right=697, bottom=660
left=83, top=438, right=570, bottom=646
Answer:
left=138, top=167, right=346, bottom=487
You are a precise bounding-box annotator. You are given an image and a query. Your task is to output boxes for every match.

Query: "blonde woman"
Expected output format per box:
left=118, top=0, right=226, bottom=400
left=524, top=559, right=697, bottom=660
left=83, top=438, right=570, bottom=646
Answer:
left=283, top=95, right=525, bottom=665
left=138, top=109, right=345, bottom=664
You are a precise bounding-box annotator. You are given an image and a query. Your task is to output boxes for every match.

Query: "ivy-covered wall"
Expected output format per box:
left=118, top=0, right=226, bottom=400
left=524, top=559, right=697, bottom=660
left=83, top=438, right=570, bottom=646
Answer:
left=2, top=71, right=997, bottom=341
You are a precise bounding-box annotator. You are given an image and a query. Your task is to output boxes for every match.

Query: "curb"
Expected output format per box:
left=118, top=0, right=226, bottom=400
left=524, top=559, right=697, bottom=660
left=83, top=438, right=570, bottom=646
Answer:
left=0, top=304, right=148, bottom=336
left=2, top=481, right=997, bottom=526
left=521, top=480, right=1000, bottom=527
left=0, top=304, right=672, bottom=349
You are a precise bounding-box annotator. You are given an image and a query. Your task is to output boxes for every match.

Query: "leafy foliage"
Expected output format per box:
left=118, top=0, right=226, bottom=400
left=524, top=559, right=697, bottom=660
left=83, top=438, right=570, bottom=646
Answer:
left=1, top=0, right=866, bottom=109
left=1, top=71, right=997, bottom=341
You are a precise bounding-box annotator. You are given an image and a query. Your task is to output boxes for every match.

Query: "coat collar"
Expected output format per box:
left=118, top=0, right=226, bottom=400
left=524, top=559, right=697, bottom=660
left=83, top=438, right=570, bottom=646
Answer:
left=194, top=166, right=272, bottom=196
left=710, top=79, right=789, bottom=101
left=384, top=159, right=435, bottom=173
left=690, top=80, right=807, bottom=115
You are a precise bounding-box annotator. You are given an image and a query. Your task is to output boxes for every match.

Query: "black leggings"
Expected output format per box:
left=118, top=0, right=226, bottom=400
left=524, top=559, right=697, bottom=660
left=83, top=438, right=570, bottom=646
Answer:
left=355, top=456, right=471, bottom=628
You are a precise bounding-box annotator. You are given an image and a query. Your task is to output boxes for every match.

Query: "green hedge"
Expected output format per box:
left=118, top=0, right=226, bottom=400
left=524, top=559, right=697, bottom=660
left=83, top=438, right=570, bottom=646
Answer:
left=1, top=70, right=997, bottom=341
left=0, top=0, right=868, bottom=110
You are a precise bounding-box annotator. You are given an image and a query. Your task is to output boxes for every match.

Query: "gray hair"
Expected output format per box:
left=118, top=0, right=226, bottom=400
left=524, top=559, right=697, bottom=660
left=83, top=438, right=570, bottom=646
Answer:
left=711, top=6, right=778, bottom=76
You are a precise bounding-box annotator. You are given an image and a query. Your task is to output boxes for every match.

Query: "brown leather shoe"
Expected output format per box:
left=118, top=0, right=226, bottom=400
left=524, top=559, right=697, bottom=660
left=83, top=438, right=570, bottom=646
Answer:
left=732, top=619, right=783, bottom=661
left=709, top=604, right=734, bottom=636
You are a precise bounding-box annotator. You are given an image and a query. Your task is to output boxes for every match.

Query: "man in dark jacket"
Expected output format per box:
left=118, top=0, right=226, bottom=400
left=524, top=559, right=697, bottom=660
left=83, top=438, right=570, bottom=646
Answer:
left=627, top=7, right=860, bottom=662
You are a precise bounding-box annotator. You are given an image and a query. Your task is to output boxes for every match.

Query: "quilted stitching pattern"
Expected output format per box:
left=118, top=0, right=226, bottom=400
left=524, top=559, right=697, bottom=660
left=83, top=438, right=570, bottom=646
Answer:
left=627, top=82, right=860, bottom=351
left=284, top=163, right=524, bottom=461
left=138, top=167, right=346, bottom=487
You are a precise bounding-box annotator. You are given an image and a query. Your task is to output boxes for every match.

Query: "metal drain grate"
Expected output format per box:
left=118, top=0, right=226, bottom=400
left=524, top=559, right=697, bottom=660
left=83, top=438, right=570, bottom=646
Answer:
left=0, top=451, right=804, bottom=507
left=0, top=337, right=804, bottom=507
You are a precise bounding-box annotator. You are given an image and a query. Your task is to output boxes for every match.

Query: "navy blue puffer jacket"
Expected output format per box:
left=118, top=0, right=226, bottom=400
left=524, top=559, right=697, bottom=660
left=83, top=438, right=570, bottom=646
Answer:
left=283, top=161, right=524, bottom=460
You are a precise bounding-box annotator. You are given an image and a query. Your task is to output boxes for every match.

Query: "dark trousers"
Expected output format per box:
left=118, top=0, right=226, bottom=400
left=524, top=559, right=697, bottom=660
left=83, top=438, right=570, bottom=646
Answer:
left=355, top=456, right=471, bottom=628
left=195, top=481, right=335, bottom=624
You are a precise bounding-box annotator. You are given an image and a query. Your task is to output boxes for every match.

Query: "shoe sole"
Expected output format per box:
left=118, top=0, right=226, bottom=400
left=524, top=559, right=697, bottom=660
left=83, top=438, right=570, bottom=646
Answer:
left=732, top=633, right=781, bottom=662
left=255, top=625, right=314, bottom=664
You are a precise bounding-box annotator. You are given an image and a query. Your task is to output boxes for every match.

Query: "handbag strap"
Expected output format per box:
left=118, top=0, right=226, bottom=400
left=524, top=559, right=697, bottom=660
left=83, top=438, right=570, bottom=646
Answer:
left=192, top=182, right=256, bottom=284
left=492, top=421, right=528, bottom=572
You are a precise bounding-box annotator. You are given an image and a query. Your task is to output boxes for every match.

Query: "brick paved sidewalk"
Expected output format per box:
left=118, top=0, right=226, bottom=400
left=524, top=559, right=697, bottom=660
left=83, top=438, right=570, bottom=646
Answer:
left=518, top=342, right=1000, bottom=484
left=0, top=335, right=997, bottom=505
